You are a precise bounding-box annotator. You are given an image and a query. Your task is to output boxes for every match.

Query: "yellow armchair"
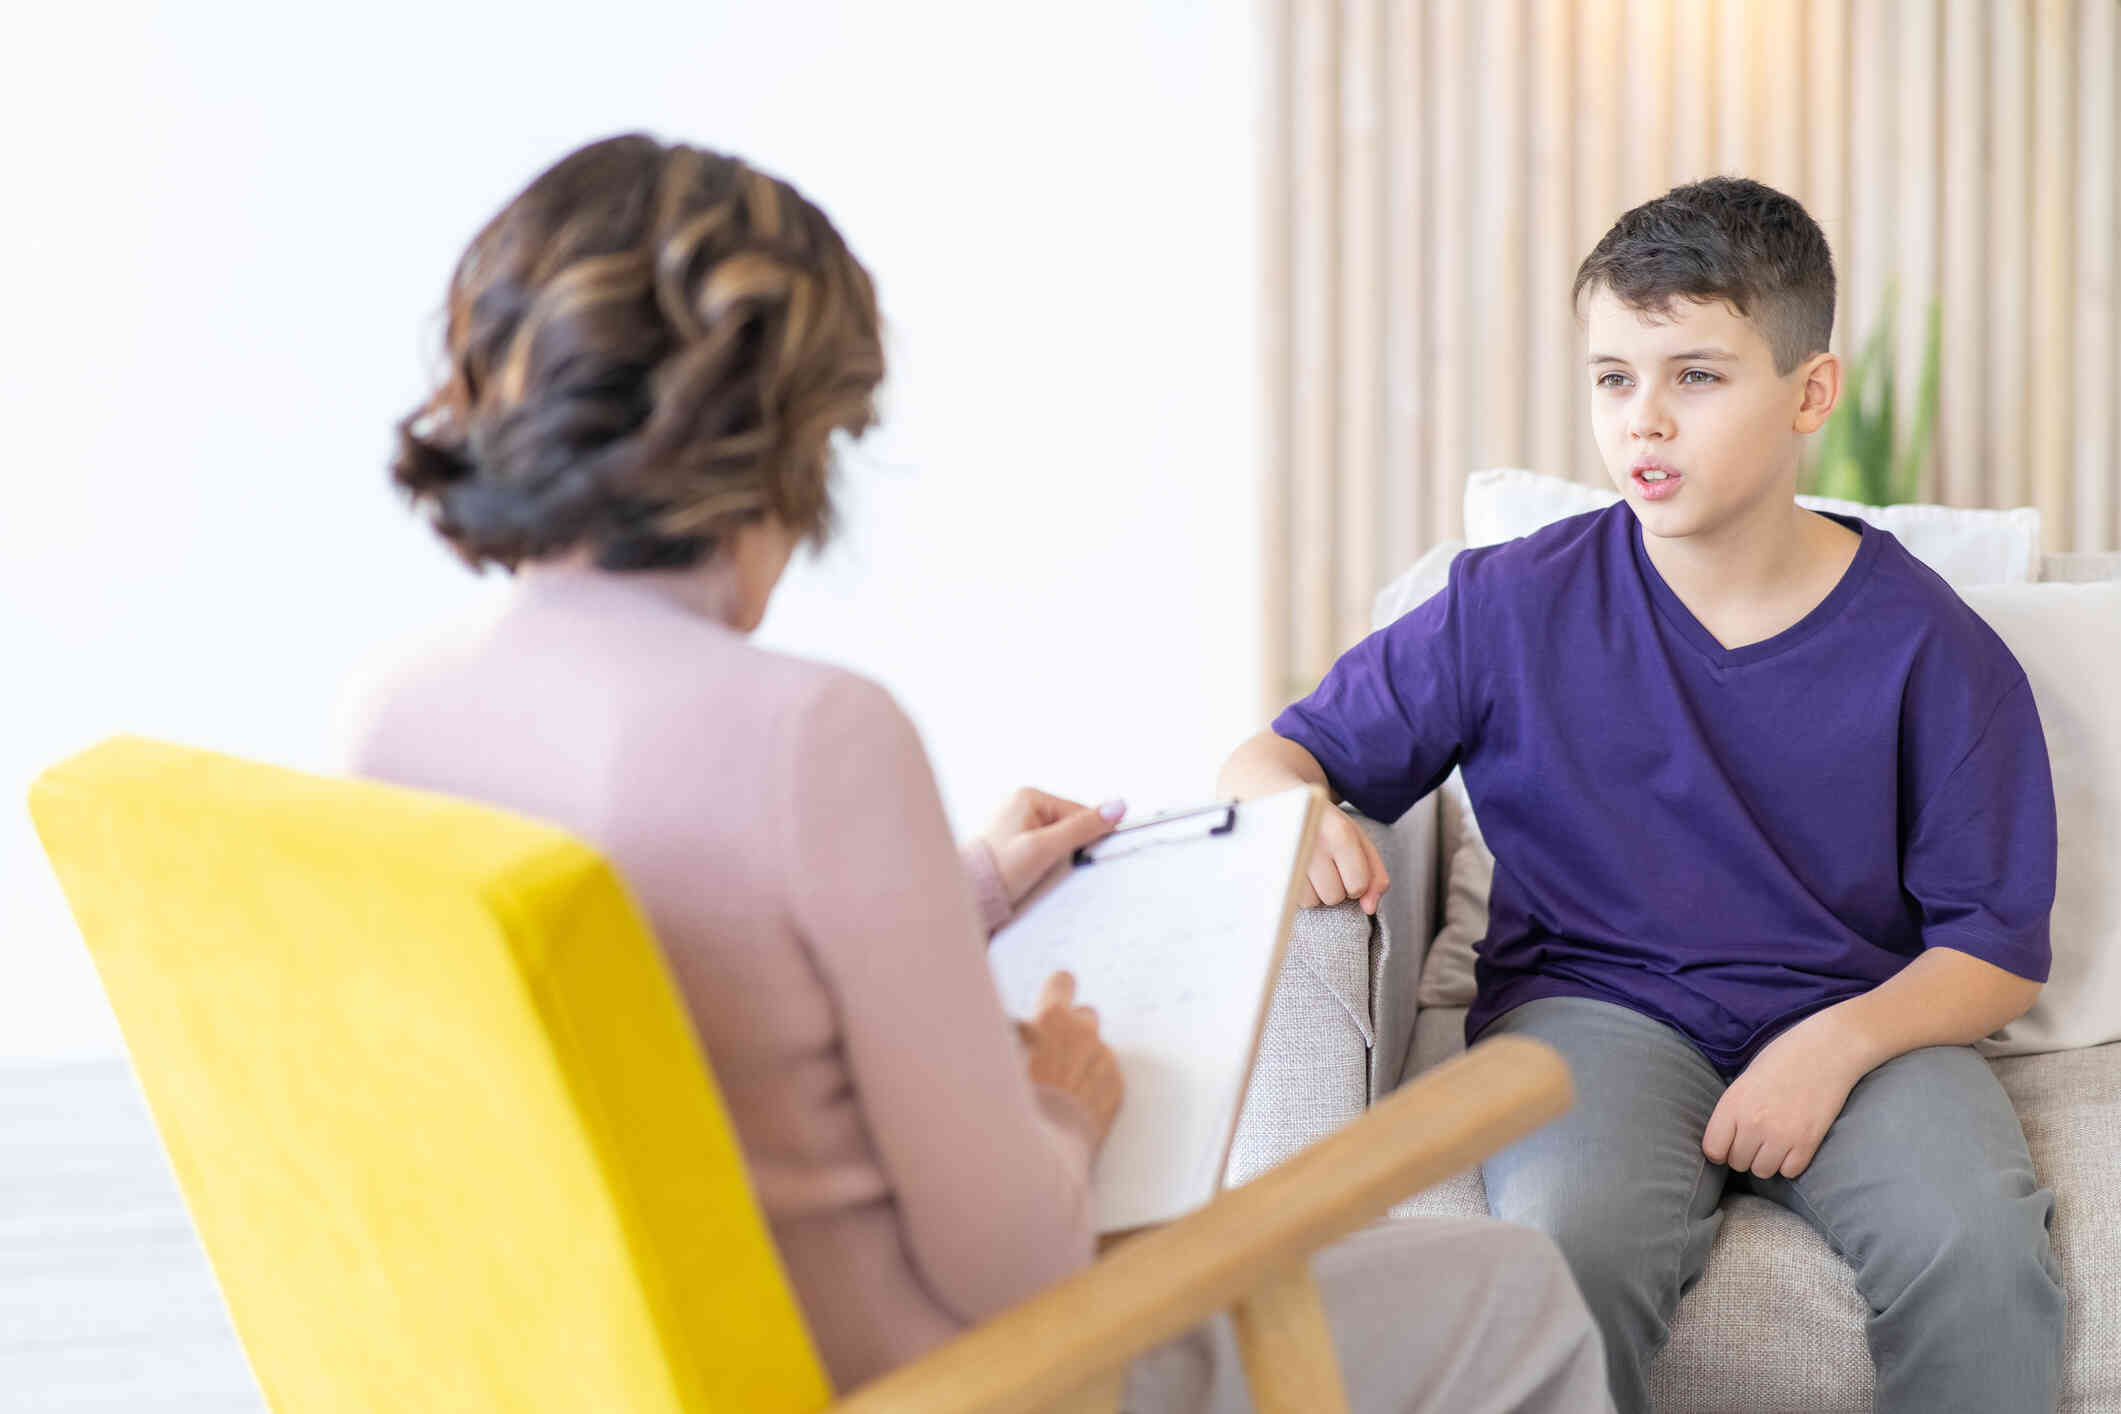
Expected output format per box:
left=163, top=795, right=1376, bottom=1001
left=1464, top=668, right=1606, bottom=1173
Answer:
left=29, top=736, right=1569, bottom=1414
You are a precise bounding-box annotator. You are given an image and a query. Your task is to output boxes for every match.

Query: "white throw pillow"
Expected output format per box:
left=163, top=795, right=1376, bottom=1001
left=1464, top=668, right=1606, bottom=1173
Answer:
left=1415, top=769, right=1489, bottom=1009
left=1459, top=466, right=2044, bottom=588
left=1462, top=467, right=1615, bottom=549
left=1963, top=582, right=2121, bottom=1056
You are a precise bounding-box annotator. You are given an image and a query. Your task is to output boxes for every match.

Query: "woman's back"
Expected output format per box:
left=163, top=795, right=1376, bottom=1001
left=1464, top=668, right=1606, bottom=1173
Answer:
left=339, top=562, right=1097, bottom=1389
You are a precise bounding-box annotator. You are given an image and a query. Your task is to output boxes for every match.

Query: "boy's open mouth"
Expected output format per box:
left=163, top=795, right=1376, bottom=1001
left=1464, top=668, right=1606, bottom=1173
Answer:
left=1633, top=467, right=1683, bottom=501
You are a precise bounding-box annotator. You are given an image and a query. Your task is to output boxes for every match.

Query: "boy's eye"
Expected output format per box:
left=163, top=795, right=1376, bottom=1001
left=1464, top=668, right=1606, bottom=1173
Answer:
left=1595, top=372, right=1628, bottom=388
left=1680, top=369, right=1719, bottom=385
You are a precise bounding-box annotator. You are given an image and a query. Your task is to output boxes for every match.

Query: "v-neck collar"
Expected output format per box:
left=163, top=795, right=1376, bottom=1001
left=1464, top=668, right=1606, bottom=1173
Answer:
left=1629, top=508, right=1883, bottom=671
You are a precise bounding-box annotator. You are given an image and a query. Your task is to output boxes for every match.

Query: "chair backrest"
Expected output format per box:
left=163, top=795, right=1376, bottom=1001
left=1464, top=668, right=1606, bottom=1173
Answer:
left=28, top=736, right=832, bottom=1414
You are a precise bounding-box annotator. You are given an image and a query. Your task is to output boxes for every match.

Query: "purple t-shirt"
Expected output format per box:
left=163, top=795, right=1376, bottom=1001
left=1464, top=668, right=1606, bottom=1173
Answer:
left=1272, top=503, right=2056, bottom=1076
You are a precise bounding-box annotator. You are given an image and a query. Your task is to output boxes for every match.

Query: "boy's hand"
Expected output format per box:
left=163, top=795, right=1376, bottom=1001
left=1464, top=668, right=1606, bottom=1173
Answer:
left=1298, top=809, right=1389, bottom=914
left=1701, top=1009, right=1868, bottom=1180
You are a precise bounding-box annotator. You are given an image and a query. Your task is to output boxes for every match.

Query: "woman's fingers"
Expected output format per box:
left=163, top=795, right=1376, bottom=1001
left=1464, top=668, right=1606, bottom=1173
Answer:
left=1034, top=802, right=1121, bottom=857
left=1018, top=787, right=1078, bottom=827
left=1036, top=970, right=1077, bottom=1014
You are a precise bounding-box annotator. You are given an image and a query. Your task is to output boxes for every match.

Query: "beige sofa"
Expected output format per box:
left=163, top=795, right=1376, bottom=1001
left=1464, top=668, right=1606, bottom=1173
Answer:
left=1227, top=543, right=2121, bottom=1413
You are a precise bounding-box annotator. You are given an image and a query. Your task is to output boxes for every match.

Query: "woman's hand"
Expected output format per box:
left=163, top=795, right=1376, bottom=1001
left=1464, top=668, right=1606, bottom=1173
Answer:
left=978, top=788, right=1125, bottom=907
left=1299, top=807, right=1389, bottom=914
left=1017, top=971, right=1124, bottom=1152
left=1702, top=1009, right=1868, bottom=1180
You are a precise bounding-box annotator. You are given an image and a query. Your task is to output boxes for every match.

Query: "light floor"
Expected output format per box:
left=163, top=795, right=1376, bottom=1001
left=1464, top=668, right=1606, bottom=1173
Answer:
left=2, top=1057, right=265, bottom=1412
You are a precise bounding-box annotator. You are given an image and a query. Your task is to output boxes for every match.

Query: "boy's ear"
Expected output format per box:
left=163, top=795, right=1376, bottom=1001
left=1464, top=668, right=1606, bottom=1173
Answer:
left=1793, top=351, right=1841, bottom=434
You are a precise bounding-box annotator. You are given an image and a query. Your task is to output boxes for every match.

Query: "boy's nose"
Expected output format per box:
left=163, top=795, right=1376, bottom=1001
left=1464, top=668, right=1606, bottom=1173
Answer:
left=1628, top=397, right=1674, bottom=442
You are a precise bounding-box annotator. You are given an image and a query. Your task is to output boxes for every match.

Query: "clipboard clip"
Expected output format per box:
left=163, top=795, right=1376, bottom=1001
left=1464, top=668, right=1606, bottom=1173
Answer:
left=1072, top=800, right=1238, bottom=866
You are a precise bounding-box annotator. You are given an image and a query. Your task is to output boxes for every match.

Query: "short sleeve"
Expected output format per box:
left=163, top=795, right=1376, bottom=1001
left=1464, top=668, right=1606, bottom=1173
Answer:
left=1270, top=559, right=1477, bottom=824
left=1902, top=677, right=2057, bottom=981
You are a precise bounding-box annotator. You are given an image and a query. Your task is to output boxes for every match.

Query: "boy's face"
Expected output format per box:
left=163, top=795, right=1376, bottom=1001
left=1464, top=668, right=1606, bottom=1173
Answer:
left=1584, top=288, right=1835, bottom=544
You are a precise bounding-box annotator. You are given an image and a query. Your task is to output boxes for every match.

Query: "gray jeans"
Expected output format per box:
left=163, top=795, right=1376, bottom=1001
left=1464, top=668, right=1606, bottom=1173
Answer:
left=1479, top=996, right=2065, bottom=1414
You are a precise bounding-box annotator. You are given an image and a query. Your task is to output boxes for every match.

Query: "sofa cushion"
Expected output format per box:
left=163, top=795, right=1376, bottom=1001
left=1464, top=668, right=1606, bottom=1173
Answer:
left=1393, top=1008, right=2121, bottom=1412
left=1960, top=582, right=2121, bottom=1056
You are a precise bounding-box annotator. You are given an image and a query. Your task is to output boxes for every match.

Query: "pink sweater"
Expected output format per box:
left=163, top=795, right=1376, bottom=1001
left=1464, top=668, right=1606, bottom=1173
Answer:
left=339, top=564, right=1096, bottom=1391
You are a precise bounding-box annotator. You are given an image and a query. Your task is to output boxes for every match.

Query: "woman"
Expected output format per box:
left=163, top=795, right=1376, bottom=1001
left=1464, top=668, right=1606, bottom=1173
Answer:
left=342, top=133, right=1610, bottom=1413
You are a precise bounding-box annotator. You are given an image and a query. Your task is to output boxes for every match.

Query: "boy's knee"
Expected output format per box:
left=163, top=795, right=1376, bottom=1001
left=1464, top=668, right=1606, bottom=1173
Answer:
left=1869, top=1193, right=2063, bottom=1324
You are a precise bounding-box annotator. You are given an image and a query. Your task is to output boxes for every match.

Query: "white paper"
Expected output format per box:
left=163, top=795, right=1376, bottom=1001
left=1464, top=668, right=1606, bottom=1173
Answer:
left=987, top=787, right=1315, bottom=1231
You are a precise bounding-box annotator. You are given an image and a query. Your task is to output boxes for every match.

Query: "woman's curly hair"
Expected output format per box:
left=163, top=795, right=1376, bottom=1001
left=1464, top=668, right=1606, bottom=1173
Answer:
left=392, top=134, right=884, bottom=572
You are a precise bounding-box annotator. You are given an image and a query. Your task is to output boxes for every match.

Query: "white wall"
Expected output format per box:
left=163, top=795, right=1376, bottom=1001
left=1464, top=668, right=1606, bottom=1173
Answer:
left=0, top=3, right=1261, bottom=1057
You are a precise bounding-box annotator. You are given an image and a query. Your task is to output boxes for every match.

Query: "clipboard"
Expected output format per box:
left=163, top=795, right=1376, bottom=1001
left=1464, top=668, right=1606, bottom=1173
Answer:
left=988, top=784, right=1327, bottom=1232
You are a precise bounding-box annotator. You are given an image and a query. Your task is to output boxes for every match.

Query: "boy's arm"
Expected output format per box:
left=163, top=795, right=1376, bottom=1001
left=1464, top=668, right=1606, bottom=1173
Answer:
left=1215, top=729, right=1336, bottom=803
left=1216, top=729, right=1390, bottom=914
left=1703, top=950, right=2041, bottom=1181
left=1808, top=946, right=2041, bottom=1070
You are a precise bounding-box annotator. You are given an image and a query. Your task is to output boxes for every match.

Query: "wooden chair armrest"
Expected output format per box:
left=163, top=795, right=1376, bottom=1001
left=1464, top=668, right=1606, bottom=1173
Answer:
left=829, top=1034, right=1571, bottom=1414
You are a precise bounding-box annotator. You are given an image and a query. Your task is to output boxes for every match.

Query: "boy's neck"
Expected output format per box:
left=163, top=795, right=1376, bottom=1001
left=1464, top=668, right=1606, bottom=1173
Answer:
left=1639, top=490, right=1860, bottom=628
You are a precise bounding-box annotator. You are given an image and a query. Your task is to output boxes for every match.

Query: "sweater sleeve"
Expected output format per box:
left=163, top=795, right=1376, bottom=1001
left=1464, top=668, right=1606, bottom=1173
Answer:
left=781, top=671, right=1096, bottom=1322
left=959, top=839, right=1014, bottom=938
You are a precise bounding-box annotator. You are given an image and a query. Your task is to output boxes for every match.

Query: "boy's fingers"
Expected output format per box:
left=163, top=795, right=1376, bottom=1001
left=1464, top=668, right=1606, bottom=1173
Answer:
left=1331, top=837, right=1370, bottom=900
left=1701, top=1110, right=1734, bottom=1165
left=1308, top=856, right=1348, bottom=906
left=1358, top=835, right=1390, bottom=913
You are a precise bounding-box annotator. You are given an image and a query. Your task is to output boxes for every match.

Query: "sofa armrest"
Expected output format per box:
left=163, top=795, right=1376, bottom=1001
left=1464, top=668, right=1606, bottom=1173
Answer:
left=1356, top=789, right=1439, bottom=1101
left=1224, top=790, right=1443, bottom=1186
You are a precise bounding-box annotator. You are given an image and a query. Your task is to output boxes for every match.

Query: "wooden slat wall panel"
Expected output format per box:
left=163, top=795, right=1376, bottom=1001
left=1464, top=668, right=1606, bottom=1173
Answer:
left=1289, top=0, right=1340, bottom=694
left=1258, top=0, right=1293, bottom=713
left=1530, top=0, right=1578, bottom=498
left=1261, top=0, right=2121, bottom=708
left=1338, top=0, right=1384, bottom=649
left=1941, top=1, right=1988, bottom=508
left=2029, top=0, right=2077, bottom=546
left=1380, top=0, right=1428, bottom=593
left=1991, top=0, right=2034, bottom=511
left=1426, top=0, right=1475, bottom=541
left=2080, top=0, right=2119, bottom=552
left=1897, top=0, right=1942, bottom=502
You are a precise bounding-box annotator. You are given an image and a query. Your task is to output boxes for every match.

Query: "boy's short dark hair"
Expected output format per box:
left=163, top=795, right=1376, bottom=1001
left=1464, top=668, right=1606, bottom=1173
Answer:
left=1572, top=176, right=1836, bottom=377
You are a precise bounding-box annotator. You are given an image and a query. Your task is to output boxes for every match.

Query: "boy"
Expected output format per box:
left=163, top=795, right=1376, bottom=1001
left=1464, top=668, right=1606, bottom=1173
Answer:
left=1217, top=178, right=2063, bottom=1413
